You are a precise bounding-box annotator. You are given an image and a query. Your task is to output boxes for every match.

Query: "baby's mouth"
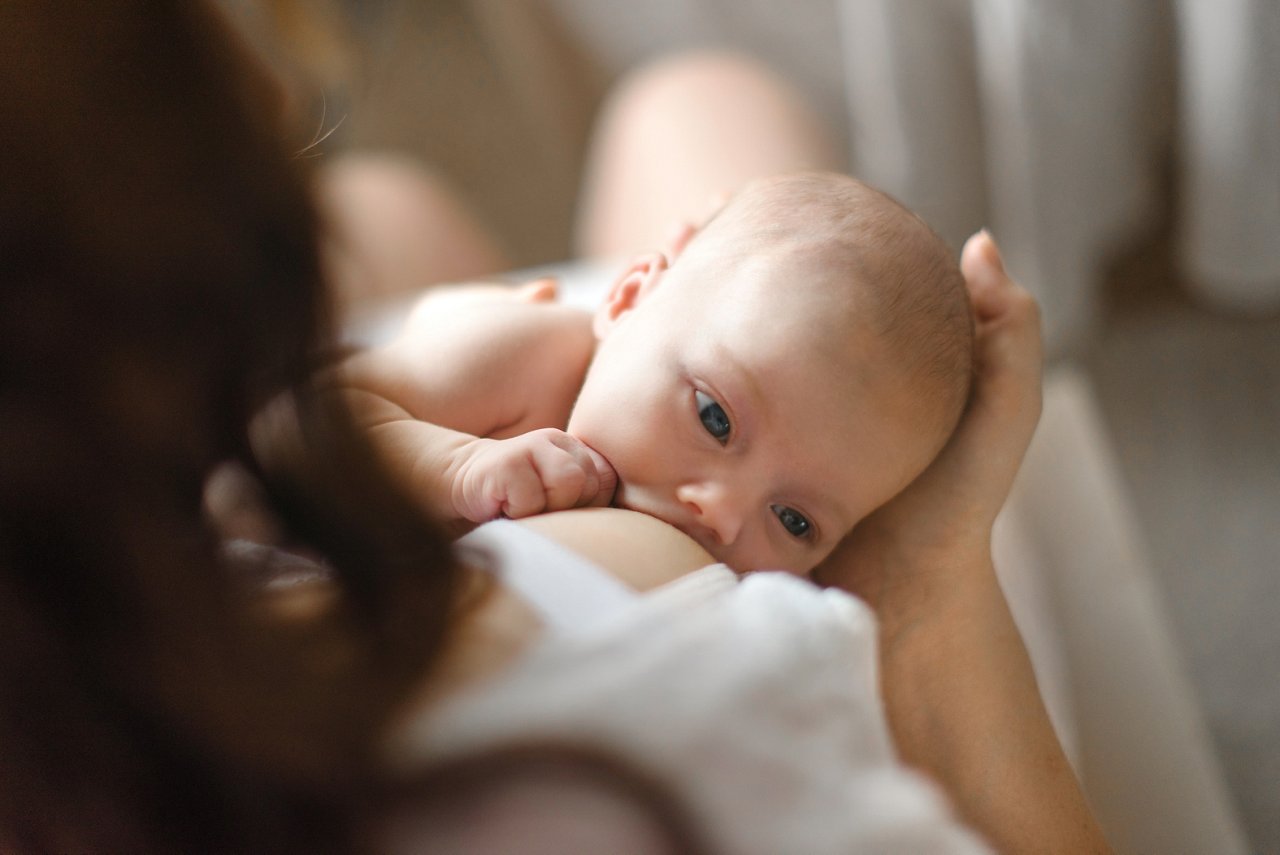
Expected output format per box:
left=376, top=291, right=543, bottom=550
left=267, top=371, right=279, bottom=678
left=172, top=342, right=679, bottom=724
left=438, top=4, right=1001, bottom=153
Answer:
left=610, top=484, right=651, bottom=519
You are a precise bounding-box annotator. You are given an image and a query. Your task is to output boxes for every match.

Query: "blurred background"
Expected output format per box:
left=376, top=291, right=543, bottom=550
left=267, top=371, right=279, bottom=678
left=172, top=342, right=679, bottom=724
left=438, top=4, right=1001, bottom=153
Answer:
left=229, top=0, right=1279, bottom=849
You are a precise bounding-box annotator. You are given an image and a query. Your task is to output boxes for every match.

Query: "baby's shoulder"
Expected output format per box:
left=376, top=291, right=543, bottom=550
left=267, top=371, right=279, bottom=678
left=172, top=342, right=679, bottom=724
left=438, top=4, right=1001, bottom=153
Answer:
left=396, top=284, right=593, bottom=375
left=386, top=283, right=595, bottom=434
left=406, top=281, right=591, bottom=338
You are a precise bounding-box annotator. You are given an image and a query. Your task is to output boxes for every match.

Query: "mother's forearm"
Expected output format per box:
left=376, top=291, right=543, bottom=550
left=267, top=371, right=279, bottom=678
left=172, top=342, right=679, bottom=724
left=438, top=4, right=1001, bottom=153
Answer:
left=871, top=555, right=1112, bottom=854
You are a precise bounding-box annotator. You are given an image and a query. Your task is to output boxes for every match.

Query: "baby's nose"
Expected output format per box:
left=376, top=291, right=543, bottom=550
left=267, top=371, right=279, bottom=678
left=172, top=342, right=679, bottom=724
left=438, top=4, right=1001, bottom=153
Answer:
left=675, top=482, right=744, bottom=547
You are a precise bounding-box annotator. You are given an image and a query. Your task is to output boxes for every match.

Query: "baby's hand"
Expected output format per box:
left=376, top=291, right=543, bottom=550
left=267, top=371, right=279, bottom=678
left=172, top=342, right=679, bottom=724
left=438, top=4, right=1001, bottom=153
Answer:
left=451, top=428, right=617, bottom=522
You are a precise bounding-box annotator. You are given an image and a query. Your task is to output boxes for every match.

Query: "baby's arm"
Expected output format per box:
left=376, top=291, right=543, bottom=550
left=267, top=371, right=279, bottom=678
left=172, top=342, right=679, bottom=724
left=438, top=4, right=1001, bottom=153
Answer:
left=326, top=283, right=614, bottom=530
left=342, top=388, right=614, bottom=525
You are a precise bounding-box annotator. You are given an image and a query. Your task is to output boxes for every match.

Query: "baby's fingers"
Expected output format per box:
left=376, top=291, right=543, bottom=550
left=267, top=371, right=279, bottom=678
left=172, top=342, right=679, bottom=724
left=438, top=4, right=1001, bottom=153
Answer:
left=535, top=433, right=617, bottom=511
left=499, top=462, right=551, bottom=519
left=500, top=430, right=612, bottom=517
left=582, top=445, right=617, bottom=507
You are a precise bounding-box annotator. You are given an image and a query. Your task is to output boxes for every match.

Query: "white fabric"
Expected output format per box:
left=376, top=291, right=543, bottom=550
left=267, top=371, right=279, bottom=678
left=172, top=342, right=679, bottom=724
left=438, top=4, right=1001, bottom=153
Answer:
left=458, top=520, right=639, bottom=636
left=391, top=522, right=992, bottom=855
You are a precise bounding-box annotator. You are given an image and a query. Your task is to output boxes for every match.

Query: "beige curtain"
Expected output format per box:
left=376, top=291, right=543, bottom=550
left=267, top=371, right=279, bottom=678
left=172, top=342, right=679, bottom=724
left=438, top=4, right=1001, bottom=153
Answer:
left=840, top=0, right=1278, bottom=354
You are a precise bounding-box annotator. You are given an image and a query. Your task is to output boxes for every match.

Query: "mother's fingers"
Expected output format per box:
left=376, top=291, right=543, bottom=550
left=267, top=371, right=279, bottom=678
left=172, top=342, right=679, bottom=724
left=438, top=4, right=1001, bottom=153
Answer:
left=961, top=231, right=1043, bottom=393
left=956, top=231, right=1044, bottom=482
left=961, top=230, right=1033, bottom=325
left=816, top=233, right=1047, bottom=594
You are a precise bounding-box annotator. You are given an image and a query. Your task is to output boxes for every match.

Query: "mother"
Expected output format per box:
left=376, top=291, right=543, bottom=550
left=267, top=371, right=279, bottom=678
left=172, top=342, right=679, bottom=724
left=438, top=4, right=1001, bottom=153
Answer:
left=0, top=3, right=1108, bottom=853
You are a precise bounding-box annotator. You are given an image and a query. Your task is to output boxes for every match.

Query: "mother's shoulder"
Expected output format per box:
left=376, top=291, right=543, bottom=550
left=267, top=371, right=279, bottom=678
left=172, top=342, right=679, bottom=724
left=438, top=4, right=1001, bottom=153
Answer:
left=513, top=508, right=717, bottom=593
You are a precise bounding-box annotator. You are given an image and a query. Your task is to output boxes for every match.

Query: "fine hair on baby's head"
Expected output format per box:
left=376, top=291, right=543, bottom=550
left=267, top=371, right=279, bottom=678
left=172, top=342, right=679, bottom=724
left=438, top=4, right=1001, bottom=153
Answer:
left=678, top=171, right=975, bottom=442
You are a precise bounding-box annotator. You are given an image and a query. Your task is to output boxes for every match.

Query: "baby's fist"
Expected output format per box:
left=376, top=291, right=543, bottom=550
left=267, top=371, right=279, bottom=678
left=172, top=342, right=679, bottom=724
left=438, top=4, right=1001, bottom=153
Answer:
left=453, top=429, right=617, bottom=522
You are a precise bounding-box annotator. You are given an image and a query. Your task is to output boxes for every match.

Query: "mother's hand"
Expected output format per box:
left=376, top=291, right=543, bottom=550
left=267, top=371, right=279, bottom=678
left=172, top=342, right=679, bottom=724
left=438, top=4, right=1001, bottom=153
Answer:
left=814, top=231, right=1043, bottom=610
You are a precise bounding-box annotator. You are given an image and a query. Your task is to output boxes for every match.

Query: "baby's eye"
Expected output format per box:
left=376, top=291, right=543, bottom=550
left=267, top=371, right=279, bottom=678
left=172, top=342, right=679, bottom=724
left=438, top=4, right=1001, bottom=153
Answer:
left=771, top=504, right=812, bottom=539
left=695, top=390, right=731, bottom=444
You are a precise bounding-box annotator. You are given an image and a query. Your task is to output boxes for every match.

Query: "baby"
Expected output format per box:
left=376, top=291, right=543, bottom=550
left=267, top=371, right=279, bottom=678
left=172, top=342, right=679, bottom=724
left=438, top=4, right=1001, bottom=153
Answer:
left=334, top=172, right=973, bottom=575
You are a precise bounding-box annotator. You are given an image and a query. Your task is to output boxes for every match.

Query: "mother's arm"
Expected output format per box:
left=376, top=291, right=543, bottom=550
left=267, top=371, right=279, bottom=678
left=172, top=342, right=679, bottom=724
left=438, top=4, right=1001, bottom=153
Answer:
left=815, top=233, right=1111, bottom=854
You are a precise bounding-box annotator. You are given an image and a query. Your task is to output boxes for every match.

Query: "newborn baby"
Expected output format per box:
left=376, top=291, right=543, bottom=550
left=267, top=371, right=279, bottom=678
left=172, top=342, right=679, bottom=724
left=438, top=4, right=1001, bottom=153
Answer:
left=336, top=172, right=973, bottom=575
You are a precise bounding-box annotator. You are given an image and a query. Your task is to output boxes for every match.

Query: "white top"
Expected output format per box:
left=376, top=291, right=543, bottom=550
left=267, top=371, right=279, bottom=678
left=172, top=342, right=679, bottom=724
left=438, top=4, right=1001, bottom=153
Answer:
left=389, top=520, right=992, bottom=855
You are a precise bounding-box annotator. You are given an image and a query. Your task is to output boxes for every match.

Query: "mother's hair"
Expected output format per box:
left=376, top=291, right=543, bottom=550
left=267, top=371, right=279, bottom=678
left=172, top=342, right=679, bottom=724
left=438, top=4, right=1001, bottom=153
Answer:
left=0, top=3, right=459, bottom=851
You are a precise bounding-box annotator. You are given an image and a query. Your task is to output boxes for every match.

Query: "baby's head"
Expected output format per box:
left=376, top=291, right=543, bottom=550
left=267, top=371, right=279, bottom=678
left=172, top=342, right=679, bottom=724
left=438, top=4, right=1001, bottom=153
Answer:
left=568, top=172, right=973, bottom=575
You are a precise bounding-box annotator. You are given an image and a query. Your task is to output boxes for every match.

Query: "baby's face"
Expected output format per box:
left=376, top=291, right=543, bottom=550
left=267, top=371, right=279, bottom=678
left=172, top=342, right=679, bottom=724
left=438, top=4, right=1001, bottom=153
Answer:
left=567, top=254, right=944, bottom=575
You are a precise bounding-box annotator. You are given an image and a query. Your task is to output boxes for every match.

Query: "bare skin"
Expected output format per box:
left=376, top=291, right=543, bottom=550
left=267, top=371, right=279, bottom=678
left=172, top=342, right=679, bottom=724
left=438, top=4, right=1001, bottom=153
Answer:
left=325, top=49, right=1111, bottom=853
left=572, top=51, right=1112, bottom=853
left=317, top=55, right=954, bottom=579
left=392, top=228, right=1110, bottom=854
left=327, top=281, right=612, bottom=531
left=814, top=232, right=1111, bottom=853
left=332, top=223, right=945, bottom=575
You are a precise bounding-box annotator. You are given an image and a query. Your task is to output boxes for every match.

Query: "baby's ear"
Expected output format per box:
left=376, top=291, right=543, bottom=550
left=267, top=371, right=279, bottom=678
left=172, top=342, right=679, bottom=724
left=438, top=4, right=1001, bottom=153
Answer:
left=592, top=252, right=668, bottom=339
